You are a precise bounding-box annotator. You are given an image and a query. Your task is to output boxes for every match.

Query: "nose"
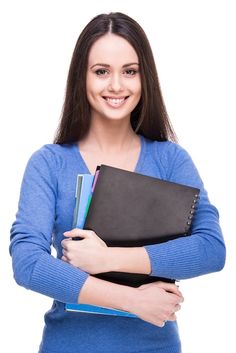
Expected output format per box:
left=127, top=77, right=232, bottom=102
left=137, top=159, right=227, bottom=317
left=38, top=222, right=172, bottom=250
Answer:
left=108, top=73, right=124, bottom=92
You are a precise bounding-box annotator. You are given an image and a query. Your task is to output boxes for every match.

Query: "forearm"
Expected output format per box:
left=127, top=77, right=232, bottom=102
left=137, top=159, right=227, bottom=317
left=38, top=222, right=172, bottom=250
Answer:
left=79, top=275, right=184, bottom=327
left=145, top=231, right=225, bottom=280
left=78, top=275, right=135, bottom=312
left=11, top=241, right=89, bottom=304
left=106, top=246, right=151, bottom=274
left=144, top=204, right=226, bottom=280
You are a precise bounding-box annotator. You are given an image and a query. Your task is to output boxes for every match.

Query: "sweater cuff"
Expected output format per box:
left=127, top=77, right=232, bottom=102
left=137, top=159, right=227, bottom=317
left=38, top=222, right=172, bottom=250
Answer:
left=30, top=253, right=89, bottom=303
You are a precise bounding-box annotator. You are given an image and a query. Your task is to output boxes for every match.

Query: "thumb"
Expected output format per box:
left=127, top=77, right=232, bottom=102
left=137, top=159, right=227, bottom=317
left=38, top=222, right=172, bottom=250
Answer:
left=63, top=228, right=91, bottom=238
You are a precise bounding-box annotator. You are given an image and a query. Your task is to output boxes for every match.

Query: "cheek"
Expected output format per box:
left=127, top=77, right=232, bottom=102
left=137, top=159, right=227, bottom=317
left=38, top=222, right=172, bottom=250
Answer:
left=132, top=86, right=142, bottom=103
left=129, top=78, right=141, bottom=96
left=86, top=81, right=105, bottom=109
left=86, top=74, right=106, bottom=97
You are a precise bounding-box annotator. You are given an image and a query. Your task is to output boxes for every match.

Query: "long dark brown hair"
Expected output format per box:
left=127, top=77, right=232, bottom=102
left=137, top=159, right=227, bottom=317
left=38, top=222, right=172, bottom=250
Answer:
left=54, top=12, right=177, bottom=144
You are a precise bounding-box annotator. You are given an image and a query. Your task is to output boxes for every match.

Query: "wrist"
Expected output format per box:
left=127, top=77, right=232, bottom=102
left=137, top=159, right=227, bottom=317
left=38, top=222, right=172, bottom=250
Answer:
left=121, top=286, right=138, bottom=313
left=103, top=246, right=117, bottom=272
left=106, top=246, right=151, bottom=274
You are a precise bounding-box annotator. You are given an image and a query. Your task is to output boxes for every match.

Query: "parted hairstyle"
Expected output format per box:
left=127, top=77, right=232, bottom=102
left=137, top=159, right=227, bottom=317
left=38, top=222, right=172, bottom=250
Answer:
left=54, top=12, right=177, bottom=144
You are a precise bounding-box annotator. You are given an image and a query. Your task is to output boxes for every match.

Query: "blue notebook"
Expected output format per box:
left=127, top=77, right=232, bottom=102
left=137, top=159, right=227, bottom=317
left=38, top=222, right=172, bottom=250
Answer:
left=65, top=172, right=137, bottom=318
left=72, top=174, right=94, bottom=228
left=65, top=303, right=136, bottom=317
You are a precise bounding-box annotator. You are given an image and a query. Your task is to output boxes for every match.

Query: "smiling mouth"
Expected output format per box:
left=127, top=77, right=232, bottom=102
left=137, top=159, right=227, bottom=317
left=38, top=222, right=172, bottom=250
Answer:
left=102, top=96, right=129, bottom=107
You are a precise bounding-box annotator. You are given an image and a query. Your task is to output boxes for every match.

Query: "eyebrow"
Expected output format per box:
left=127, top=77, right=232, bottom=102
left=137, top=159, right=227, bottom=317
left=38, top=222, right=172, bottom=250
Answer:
left=90, top=62, right=139, bottom=69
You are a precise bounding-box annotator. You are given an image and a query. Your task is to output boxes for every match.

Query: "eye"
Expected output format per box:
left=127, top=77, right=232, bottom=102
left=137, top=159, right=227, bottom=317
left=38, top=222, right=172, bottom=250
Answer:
left=124, top=69, right=138, bottom=76
left=95, top=69, right=109, bottom=76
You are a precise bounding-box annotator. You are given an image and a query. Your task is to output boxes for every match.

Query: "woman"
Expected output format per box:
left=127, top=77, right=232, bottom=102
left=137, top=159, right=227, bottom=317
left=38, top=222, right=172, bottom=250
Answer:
left=10, top=12, right=225, bottom=353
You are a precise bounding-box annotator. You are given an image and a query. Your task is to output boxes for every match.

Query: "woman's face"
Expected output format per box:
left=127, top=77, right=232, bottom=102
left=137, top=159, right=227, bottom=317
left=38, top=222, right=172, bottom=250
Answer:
left=86, top=33, right=141, bottom=123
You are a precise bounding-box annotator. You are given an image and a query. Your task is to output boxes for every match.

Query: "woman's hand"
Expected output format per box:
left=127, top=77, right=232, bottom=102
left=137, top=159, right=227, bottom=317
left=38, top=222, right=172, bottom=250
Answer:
left=128, top=281, right=184, bottom=327
left=61, top=228, right=108, bottom=274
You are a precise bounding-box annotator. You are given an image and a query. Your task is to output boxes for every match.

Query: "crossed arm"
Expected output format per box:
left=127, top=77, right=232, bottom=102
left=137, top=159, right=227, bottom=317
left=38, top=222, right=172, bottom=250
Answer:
left=61, top=228, right=183, bottom=327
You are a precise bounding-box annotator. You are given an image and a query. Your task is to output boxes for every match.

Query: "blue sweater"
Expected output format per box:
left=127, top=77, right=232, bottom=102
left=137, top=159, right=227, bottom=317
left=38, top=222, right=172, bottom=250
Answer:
left=10, top=135, right=225, bottom=353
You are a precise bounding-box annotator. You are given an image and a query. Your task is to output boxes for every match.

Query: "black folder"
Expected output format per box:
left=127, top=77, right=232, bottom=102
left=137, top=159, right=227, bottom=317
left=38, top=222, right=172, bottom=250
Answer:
left=84, top=165, right=200, bottom=287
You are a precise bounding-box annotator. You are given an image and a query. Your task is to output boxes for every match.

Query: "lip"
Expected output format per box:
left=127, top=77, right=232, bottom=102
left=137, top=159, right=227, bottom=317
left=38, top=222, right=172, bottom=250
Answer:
left=102, top=96, right=129, bottom=99
left=102, top=96, right=129, bottom=108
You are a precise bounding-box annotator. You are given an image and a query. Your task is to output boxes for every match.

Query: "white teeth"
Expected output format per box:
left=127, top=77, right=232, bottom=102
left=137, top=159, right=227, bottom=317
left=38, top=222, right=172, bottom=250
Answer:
left=106, top=98, right=125, bottom=104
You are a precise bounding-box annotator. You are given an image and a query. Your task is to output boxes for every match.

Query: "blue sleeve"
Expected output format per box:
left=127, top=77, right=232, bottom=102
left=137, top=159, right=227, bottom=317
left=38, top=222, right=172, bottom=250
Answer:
left=9, top=146, right=89, bottom=303
left=144, top=144, right=226, bottom=280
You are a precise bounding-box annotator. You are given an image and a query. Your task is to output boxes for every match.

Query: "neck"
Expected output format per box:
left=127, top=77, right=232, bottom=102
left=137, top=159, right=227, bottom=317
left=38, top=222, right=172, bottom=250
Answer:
left=80, top=117, right=138, bottom=154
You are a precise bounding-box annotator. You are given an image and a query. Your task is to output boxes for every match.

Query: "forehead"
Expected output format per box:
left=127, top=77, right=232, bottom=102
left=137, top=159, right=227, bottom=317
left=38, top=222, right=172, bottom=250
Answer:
left=87, top=34, right=139, bottom=65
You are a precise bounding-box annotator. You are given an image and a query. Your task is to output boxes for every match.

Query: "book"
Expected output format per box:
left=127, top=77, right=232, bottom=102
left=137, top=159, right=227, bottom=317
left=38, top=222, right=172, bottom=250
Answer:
left=65, top=303, right=137, bottom=317
left=83, top=164, right=200, bottom=287
left=65, top=172, right=137, bottom=317
left=72, top=174, right=94, bottom=229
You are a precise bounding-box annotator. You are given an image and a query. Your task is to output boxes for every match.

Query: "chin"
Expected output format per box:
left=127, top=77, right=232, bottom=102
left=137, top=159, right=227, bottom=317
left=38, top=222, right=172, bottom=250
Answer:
left=103, top=113, right=131, bottom=122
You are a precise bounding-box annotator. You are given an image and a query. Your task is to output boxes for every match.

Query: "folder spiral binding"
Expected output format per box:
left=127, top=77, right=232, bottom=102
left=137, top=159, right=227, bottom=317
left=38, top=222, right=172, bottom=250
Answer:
left=185, top=194, right=199, bottom=234
left=65, top=165, right=200, bottom=317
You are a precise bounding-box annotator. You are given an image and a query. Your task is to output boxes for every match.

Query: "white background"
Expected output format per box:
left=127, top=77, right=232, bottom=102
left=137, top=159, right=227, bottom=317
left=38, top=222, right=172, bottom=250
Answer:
left=1, top=1, right=235, bottom=352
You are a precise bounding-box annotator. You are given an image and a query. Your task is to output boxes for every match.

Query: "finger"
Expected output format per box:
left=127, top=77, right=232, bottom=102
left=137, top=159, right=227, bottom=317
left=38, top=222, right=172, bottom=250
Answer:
left=167, top=304, right=181, bottom=322
left=174, top=304, right=181, bottom=312
left=62, top=248, right=70, bottom=258
left=61, top=256, right=71, bottom=264
left=160, top=321, right=166, bottom=328
left=168, top=313, right=177, bottom=321
left=157, top=282, right=183, bottom=297
left=61, top=238, right=72, bottom=249
left=177, top=294, right=184, bottom=303
left=171, top=293, right=184, bottom=305
left=139, top=281, right=179, bottom=292
left=64, top=229, right=95, bottom=238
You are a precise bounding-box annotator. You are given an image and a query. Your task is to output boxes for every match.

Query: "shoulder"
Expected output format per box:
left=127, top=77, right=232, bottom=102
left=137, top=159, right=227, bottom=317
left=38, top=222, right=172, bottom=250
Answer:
left=31, top=143, right=74, bottom=158
left=143, top=136, right=187, bottom=158
left=28, top=143, right=75, bottom=170
left=150, top=139, right=189, bottom=160
left=143, top=136, right=192, bottom=179
left=26, top=144, right=74, bottom=176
